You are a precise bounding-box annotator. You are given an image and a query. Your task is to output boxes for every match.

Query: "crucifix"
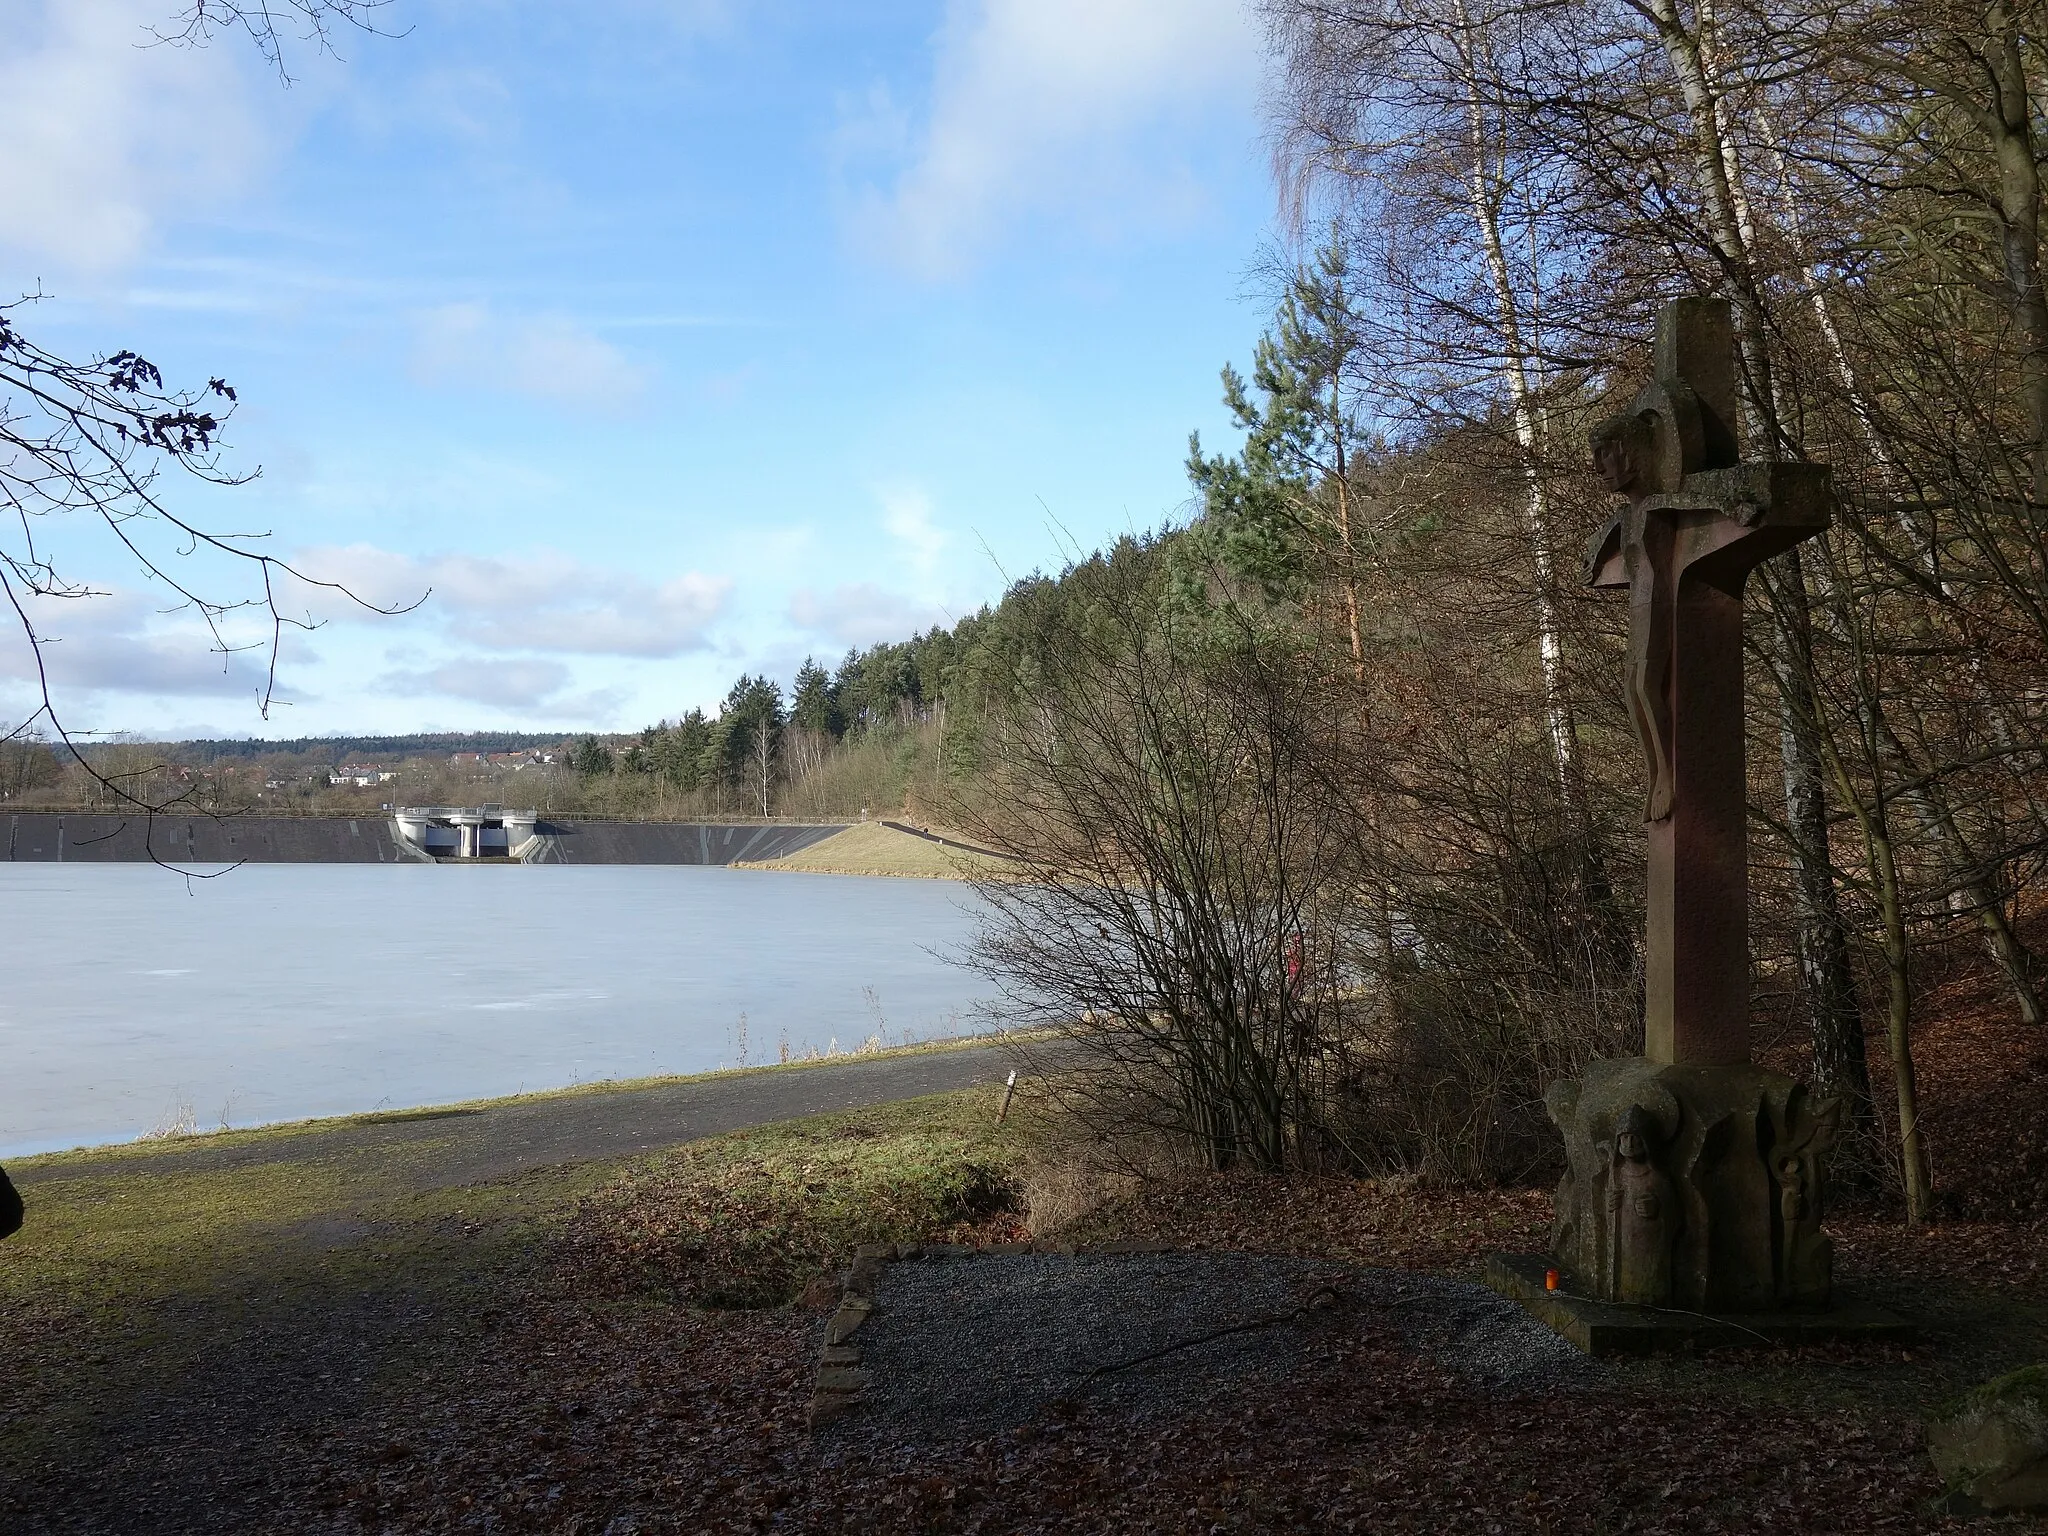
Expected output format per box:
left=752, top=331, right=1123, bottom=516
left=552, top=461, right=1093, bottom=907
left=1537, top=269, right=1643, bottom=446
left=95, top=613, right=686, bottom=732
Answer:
left=1582, top=296, right=1830, bottom=1068
left=1485, top=295, right=1869, bottom=1326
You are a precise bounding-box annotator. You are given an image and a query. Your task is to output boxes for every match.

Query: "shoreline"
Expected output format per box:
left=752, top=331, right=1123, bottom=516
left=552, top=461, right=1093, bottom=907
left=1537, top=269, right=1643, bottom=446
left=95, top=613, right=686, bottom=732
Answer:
left=729, top=861, right=964, bottom=880
left=6, top=1029, right=1037, bottom=1175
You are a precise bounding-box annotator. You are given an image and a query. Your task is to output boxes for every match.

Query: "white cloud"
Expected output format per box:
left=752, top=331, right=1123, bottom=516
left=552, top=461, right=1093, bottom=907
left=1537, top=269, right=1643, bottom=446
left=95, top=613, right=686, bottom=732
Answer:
left=0, top=588, right=288, bottom=705
left=0, top=0, right=265, bottom=273
left=375, top=656, right=628, bottom=722
left=412, top=303, right=652, bottom=411
left=788, top=583, right=948, bottom=649
left=880, top=484, right=949, bottom=581
left=377, top=657, right=569, bottom=709
left=842, top=0, right=1257, bottom=277
left=294, top=545, right=732, bottom=659
left=784, top=489, right=956, bottom=646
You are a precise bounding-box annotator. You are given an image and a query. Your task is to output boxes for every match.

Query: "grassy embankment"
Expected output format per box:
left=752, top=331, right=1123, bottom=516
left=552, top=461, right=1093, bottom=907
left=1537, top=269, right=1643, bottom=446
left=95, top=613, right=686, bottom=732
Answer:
left=8, top=1028, right=1021, bottom=1173
left=734, top=819, right=1007, bottom=879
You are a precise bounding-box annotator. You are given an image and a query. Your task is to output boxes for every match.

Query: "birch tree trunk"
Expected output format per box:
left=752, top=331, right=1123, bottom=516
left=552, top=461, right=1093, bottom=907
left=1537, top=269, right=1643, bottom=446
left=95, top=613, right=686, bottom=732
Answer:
left=1450, top=0, right=1591, bottom=828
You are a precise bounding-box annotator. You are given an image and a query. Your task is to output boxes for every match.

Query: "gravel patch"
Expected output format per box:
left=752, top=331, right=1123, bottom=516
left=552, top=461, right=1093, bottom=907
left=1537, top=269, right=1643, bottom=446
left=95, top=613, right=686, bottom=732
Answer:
left=835, top=1252, right=1604, bottom=1444
left=1340, top=1268, right=1606, bottom=1393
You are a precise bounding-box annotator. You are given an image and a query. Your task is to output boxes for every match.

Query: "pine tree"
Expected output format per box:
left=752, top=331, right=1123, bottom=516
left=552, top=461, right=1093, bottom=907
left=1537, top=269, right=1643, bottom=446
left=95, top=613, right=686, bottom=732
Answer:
left=789, top=658, right=842, bottom=737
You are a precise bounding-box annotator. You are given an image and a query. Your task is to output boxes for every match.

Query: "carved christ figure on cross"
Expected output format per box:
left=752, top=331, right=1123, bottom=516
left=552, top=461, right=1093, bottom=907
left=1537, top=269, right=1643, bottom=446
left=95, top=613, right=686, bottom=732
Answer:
left=1585, top=409, right=1771, bottom=824
left=1589, top=413, right=1679, bottom=823
left=1581, top=296, right=1830, bottom=1067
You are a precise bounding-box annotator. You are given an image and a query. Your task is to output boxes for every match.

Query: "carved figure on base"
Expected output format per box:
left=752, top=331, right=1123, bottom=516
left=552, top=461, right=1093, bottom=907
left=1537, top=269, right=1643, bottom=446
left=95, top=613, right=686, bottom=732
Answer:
left=1608, top=1105, right=1676, bottom=1305
left=1547, top=1057, right=1838, bottom=1311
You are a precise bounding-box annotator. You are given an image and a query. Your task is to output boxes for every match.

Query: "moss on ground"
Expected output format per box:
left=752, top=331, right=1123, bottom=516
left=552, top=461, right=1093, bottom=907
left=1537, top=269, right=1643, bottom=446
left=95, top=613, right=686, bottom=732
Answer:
left=0, top=1084, right=1033, bottom=1515
left=564, top=1088, right=1028, bottom=1306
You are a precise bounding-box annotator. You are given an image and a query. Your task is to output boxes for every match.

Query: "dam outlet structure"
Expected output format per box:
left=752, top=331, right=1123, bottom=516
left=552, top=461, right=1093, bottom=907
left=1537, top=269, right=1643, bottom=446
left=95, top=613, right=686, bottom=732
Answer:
left=392, top=805, right=540, bottom=860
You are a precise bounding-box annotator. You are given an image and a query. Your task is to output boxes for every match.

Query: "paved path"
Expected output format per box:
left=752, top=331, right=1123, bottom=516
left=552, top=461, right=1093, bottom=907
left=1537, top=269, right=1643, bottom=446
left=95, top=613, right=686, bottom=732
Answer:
left=15, top=1043, right=1022, bottom=1188
left=877, top=819, right=1009, bottom=860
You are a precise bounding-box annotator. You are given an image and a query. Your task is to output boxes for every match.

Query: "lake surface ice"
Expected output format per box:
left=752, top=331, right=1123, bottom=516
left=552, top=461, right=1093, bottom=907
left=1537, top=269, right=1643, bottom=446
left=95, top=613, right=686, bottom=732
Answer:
left=0, top=863, right=995, bottom=1158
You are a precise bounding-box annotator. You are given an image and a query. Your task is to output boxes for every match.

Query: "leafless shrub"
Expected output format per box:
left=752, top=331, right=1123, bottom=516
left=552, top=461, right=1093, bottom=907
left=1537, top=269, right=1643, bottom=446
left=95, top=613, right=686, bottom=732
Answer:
left=953, top=546, right=1384, bottom=1173
left=139, top=1101, right=199, bottom=1141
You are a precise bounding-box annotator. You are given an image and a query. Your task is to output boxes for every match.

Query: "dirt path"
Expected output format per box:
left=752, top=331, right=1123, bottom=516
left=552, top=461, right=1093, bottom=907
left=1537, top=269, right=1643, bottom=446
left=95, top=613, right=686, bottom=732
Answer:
left=12, top=1043, right=1020, bottom=1192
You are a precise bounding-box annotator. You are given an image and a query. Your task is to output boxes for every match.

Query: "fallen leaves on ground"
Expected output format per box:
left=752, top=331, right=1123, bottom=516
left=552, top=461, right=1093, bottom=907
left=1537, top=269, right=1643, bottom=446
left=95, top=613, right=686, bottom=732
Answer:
left=290, top=1280, right=1983, bottom=1535
left=1057, top=1171, right=1555, bottom=1272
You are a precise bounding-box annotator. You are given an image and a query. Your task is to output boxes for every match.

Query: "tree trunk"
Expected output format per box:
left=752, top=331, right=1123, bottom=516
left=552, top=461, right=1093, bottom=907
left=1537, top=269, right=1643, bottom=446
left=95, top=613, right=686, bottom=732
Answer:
left=1818, top=707, right=1933, bottom=1220
left=1983, top=8, right=2048, bottom=503
left=1767, top=551, right=1874, bottom=1133
left=1873, top=813, right=1933, bottom=1224
left=1451, top=0, right=1589, bottom=826
left=1330, top=398, right=1367, bottom=687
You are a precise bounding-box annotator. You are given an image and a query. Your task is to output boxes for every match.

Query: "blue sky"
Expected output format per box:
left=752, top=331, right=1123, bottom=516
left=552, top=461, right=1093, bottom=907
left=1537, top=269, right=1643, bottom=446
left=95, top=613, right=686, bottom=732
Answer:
left=1, top=0, right=1275, bottom=738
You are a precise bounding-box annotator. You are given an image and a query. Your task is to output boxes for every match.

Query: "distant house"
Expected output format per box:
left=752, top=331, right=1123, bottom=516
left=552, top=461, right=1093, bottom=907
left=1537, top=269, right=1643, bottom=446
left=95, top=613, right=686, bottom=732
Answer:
left=330, top=763, right=399, bottom=787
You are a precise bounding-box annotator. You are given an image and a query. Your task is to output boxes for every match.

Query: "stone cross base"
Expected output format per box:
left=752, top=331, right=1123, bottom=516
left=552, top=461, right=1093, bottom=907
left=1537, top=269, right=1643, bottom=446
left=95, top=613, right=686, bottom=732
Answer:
left=1544, top=1057, right=1842, bottom=1313
left=1482, top=1253, right=1915, bottom=1356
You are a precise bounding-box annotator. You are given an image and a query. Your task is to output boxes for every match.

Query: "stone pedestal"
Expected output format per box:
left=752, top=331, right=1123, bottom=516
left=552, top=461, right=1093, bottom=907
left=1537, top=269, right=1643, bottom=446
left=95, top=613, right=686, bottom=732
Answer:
left=1545, top=1056, right=1840, bottom=1312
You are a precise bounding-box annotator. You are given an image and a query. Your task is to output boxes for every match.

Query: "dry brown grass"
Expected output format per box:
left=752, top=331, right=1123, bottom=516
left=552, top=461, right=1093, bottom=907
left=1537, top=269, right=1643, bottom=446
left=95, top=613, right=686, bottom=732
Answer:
left=735, top=821, right=1000, bottom=880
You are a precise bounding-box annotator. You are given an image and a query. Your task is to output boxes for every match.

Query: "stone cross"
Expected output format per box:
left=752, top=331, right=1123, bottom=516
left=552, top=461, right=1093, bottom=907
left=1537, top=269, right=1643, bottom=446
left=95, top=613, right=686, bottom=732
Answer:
left=1583, top=297, right=1830, bottom=1068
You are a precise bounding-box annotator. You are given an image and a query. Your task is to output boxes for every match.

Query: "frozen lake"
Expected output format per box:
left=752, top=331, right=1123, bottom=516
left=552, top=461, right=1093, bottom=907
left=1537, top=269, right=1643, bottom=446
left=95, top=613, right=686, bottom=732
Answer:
left=0, top=863, right=996, bottom=1159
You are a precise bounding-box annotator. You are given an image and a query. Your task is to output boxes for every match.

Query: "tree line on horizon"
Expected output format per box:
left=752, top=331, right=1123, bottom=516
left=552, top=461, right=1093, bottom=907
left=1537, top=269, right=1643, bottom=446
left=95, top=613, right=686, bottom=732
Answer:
left=561, top=632, right=969, bottom=819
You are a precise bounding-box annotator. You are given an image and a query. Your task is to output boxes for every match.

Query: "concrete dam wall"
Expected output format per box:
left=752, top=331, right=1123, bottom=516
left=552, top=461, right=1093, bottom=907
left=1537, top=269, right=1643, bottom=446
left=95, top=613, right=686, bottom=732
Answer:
left=525, top=821, right=845, bottom=865
left=0, top=814, right=847, bottom=866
